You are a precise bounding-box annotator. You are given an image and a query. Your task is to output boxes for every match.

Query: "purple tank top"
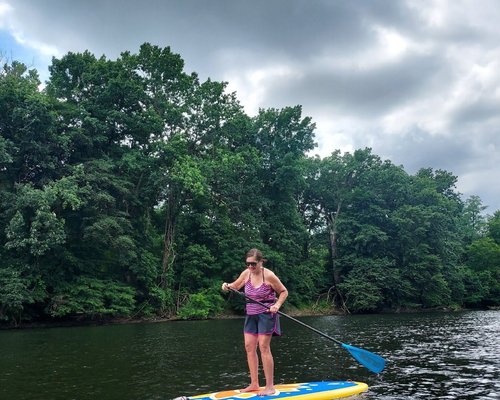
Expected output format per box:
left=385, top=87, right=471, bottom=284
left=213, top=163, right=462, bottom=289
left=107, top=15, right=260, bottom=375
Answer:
left=244, top=269, right=276, bottom=315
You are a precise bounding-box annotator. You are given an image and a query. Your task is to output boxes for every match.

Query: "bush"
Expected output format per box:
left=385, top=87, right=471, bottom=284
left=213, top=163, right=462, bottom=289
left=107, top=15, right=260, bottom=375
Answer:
left=0, top=267, right=44, bottom=323
left=48, top=277, right=136, bottom=318
left=177, top=288, right=225, bottom=320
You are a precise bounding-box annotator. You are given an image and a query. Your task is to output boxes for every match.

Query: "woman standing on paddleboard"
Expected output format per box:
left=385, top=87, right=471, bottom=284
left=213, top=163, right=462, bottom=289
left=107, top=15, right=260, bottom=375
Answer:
left=222, top=248, right=288, bottom=396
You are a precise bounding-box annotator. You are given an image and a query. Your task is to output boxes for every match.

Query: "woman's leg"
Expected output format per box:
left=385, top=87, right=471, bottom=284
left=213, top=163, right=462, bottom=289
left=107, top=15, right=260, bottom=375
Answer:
left=257, top=334, right=275, bottom=395
left=241, top=333, right=260, bottom=392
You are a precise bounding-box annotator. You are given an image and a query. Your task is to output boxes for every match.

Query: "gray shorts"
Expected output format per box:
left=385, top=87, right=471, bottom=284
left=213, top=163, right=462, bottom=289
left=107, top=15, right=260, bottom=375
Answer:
left=244, top=312, right=281, bottom=336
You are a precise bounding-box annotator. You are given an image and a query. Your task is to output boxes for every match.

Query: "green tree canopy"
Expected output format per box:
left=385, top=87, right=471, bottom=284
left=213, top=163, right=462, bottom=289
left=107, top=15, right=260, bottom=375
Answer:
left=1, top=46, right=498, bottom=324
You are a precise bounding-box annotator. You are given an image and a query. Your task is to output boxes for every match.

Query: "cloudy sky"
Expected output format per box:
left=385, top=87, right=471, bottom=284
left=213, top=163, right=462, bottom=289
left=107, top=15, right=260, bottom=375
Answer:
left=1, top=0, right=499, bottom=212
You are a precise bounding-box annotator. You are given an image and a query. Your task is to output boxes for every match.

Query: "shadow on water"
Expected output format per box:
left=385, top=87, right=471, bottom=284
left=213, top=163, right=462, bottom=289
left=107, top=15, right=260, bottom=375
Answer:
left=0, top=311, right=498, bottom=400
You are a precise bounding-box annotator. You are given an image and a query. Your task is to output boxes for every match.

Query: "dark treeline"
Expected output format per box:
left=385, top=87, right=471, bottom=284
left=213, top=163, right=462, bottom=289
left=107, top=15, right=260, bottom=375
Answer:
left=1, top=44, right=499, bottom=325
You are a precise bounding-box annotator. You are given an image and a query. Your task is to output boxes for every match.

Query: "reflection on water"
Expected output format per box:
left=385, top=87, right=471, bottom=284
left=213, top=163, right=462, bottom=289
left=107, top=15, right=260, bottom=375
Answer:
left=367, top=311, right=500, bottom=399
left=0, top=311, right=498, bottom=400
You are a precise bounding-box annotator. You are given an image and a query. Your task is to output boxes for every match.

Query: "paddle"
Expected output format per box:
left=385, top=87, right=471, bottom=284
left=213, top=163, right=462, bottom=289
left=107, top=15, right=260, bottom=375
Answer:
left=229, top=288, right=385, bottom=374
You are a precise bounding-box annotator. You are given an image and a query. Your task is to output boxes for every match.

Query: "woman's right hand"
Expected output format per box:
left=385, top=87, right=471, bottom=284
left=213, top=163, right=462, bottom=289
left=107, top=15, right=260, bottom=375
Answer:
left=222, top=282, right=230, bottom=291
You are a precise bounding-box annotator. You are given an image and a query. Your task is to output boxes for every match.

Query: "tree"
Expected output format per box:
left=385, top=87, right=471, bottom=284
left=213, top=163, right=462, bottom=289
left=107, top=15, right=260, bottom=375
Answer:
left=460, top=195, right=488, bottom=243
left=463, top=211, right=500, bottom=306
left=301, top=148, right=393, bottom=310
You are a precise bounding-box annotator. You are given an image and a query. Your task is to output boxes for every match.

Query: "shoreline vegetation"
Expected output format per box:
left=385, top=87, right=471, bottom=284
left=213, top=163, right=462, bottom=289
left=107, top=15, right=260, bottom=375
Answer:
left=2, top=304, right=496, bottom=331
left=1, top=44, right=499, bottom=327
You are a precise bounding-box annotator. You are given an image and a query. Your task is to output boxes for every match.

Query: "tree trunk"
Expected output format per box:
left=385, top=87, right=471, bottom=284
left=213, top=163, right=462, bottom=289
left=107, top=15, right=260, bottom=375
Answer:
left=327, top=202, right=342, bottom=283
left=326, top=202, right=349, bottom=313
left=160, top=190, right=176, bottom=289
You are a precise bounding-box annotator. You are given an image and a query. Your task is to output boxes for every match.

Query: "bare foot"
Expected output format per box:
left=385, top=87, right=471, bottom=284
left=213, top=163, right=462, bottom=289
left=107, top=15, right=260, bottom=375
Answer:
left=258, top=387, right=276, bottom=396
left=240, top=385, right=260, bottom=393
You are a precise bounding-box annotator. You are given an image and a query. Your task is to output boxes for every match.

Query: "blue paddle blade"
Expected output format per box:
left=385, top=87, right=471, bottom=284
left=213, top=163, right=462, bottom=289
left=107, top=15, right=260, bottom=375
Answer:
left=342, top=343, right=386, bottom=373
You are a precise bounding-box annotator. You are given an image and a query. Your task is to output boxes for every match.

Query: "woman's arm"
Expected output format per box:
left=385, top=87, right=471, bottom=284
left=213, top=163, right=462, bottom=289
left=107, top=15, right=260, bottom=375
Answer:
left=222, top=269, right=249, bottom=291
left=267, top=270, right=288, bottom=313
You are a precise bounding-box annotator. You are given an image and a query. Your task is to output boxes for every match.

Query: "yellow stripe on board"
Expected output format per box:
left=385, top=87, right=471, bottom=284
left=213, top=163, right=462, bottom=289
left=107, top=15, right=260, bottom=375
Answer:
left=190, top=382, right=368, bottom=400
left=273, top=382, right=368, bottom=400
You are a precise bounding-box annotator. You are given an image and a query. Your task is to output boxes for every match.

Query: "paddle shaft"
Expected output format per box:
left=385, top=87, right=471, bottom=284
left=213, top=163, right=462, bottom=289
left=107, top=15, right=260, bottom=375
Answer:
left=231, top=288, right=343, bottom=346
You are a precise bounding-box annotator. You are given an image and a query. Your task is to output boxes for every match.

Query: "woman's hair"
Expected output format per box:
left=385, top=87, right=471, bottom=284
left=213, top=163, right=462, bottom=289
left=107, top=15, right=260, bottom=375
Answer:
left=246, top=248, right=266, bottom=263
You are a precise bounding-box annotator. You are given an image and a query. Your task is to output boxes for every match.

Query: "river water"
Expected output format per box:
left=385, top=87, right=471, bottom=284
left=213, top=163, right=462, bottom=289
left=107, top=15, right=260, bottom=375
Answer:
left=0, top=311, right=498, bottom=400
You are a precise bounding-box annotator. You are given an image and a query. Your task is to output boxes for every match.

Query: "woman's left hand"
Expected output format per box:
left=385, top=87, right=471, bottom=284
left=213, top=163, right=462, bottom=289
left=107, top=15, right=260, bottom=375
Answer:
left=269, top=304, right=280, bottom=314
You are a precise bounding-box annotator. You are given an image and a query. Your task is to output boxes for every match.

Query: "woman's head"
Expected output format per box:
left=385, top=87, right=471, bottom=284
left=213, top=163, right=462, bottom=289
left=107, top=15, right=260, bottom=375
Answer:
left=246, top=248, right=264, bottom=261
left=245, top=248, right=266, bottom=269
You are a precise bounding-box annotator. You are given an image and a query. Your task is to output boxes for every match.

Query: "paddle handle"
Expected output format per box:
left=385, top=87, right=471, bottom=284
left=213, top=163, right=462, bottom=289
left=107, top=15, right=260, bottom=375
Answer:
left=229, top=288, right=343, bottom=346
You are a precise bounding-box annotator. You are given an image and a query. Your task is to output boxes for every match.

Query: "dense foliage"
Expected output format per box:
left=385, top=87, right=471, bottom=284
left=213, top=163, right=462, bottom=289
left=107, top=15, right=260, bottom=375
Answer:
left=1, top=45, right=498, bottom=324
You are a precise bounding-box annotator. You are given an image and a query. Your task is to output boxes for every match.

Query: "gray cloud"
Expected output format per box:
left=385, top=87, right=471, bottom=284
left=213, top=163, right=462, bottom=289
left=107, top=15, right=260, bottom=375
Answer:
left=264, top=53, right=448, bottom=117
left=451, top=99, right=500, bottom=127
left=6, top=1, right=414, bottom=76
left=373, top=126, right=499, bottom=210
left=378, top=128, right=478, bottom=174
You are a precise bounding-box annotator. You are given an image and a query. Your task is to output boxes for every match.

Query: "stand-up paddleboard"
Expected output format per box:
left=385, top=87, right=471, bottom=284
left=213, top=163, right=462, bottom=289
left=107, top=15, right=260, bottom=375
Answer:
left=184, top=381, right=368, bottom=400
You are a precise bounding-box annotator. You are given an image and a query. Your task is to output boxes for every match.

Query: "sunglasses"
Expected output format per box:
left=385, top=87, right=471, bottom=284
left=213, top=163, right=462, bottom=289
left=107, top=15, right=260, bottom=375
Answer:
left=246, top=261, right=258, bottom=267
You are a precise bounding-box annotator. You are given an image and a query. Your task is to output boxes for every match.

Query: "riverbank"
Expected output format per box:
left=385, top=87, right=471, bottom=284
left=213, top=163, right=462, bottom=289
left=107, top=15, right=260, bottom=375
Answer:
left=2, top=303, right=488, bottom=330
left=0, top=303, right=345, bottom=330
